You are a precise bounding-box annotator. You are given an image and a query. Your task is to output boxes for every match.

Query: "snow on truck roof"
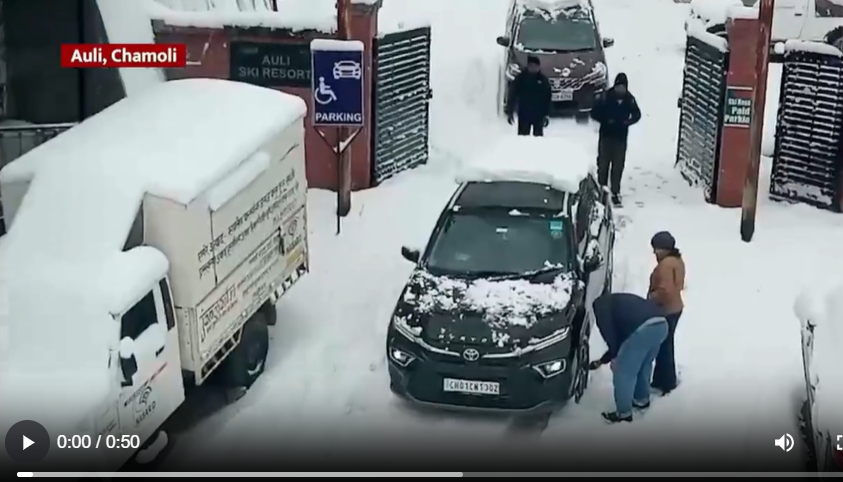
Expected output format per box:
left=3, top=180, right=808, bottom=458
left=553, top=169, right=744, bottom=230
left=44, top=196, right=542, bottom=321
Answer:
left=455, top=135, right=593, bottom=194
left=1, top=78, right=305, bottom=264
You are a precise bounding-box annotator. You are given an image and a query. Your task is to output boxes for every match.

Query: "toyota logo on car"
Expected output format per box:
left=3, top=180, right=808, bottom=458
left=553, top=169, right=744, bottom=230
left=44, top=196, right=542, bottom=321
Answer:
left=462, top=348, right=480, bottom=361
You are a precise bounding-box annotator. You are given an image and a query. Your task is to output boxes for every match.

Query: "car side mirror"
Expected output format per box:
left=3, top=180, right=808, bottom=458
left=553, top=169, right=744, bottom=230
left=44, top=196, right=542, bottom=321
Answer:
left=401, top=246, right=420, bottom=263
left=119, top=337, right=138, bottom=386
left=602, top=38, right=614, bottom=48
left=496, top=36, right=511, bottom=47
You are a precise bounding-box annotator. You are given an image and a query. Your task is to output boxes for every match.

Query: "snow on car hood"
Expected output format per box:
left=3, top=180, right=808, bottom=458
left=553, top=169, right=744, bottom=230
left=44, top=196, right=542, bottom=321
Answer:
left=403, top=270, right=575, bottom=330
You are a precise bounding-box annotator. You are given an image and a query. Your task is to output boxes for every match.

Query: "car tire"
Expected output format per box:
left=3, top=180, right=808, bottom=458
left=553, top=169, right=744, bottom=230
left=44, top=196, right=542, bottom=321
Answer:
left=573, top=344, right=590, bottom=403
left=219, top=311, right=269, bottom=390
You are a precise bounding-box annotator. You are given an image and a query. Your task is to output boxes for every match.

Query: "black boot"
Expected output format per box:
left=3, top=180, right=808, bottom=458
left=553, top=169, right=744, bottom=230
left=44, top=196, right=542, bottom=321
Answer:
left=633, top=400, right=650, bottom=410
left=611, top=194, right=622, bottom=207
left=601, top=411, right=633, bottom=424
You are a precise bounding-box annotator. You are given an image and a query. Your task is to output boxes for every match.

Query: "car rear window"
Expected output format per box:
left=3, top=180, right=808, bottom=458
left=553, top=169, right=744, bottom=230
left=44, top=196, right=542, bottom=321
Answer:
left=516, top=9, right=598, bottom=52
left=425, top=211, right=571, bottom=276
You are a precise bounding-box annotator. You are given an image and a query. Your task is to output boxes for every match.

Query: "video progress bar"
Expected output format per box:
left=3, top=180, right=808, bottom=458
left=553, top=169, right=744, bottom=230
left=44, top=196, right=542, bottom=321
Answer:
left=19, top=473, right=463, bottom=478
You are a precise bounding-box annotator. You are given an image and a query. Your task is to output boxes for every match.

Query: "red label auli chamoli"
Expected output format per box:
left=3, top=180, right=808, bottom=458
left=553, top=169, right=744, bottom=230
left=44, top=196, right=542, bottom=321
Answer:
left=60, top=44, right=187, bottom=68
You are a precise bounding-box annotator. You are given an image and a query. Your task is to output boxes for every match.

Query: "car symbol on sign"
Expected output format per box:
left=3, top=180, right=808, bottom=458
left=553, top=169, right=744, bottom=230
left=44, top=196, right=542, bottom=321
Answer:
left=333, top=60, right=362, bottom=80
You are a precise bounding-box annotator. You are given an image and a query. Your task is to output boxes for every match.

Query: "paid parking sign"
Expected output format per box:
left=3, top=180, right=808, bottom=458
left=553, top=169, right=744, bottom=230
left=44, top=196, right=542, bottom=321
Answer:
left=310, top=39, right=365, bottom=127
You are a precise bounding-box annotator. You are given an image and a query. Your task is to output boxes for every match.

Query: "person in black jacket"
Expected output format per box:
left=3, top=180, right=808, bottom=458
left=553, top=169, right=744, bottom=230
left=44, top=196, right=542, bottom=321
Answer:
left=590, top=73, right=641, bottom=206
left=505, top=55, right=551, bottom=136
left=587, top=293, right=668, bottom=423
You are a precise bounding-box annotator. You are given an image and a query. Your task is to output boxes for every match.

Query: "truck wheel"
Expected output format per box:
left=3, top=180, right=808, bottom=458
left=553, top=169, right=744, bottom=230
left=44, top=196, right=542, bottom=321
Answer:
left=220, top=312, right=269, bottom=390
left=262, top=302, right=278, bottom=326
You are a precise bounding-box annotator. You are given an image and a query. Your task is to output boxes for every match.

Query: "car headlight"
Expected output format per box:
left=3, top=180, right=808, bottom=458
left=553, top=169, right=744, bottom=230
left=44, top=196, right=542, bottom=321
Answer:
left=532, top=359, right=567, bottom=378
left=506, top=63, right=521, bottom=80
left=389, top=347, right=416, bottom=367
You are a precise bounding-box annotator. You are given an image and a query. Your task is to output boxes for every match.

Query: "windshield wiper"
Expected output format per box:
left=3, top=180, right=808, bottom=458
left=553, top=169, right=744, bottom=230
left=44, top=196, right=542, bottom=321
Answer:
left=487, top=266, right=567, bottom=282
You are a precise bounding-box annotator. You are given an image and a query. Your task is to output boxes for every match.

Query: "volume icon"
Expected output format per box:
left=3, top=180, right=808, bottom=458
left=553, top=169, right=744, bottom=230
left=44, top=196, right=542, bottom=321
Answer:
left=775, top=433, right=794, bottom=452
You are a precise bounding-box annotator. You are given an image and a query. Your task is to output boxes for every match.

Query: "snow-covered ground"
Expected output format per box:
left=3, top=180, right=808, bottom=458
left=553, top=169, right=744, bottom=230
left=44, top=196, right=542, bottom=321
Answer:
left=161, top=0, right=843, bottom=470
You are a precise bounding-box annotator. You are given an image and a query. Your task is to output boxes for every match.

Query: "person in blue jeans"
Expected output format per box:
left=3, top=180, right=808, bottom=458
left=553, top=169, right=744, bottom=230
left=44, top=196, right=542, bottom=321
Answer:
left=589, top=292, right=668, bottom=423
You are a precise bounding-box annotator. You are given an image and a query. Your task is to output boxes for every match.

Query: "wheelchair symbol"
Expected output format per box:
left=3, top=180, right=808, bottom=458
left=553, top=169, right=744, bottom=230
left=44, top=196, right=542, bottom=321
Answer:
left=314, top=77, right=337, bottom=105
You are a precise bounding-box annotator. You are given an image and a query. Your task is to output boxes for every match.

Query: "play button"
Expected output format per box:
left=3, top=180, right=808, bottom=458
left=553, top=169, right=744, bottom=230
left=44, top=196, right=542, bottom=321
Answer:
left=5, top=421, right=49, bottom=464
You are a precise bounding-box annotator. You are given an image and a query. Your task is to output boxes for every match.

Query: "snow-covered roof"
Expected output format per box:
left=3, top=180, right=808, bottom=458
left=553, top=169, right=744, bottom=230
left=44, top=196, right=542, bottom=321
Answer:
left=689, top=0, right=743, bottom=26
left=147, top=0, right=378, bottom=32
left=455, top=135, right=594, bottom=193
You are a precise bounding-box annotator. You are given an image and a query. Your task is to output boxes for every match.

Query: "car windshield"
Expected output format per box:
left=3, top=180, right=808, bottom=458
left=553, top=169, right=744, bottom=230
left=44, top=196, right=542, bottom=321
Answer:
left=425, top=211, right=572, bottom=277
left=516, top=9, right=598, bottom=52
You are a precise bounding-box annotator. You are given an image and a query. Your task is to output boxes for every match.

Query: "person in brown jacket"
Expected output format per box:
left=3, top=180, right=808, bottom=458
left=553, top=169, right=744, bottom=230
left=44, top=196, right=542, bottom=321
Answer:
left=647, top=231, right=685, bottom=395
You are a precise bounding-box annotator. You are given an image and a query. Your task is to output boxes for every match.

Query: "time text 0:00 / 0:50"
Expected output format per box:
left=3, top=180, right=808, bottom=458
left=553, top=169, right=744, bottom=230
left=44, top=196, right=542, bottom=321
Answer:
left=56, top=434, right=142, bottom=449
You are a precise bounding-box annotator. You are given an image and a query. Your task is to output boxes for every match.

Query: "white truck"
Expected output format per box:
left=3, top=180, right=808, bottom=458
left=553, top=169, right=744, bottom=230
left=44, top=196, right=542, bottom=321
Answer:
left=685, top=0, right=843, bottom=51
left=0, top=78, right=309, bottom=473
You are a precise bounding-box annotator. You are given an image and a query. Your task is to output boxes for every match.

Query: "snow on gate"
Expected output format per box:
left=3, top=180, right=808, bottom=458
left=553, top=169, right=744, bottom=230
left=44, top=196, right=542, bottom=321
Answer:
left=676, top=29, right=729, bottom=203
left=769, top=41, right=843, bottom=211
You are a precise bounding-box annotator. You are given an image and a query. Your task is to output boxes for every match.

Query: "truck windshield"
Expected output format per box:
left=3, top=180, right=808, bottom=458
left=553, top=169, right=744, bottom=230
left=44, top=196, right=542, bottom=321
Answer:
left=424, top=211, right=571, bottom=277
left=516, top=9, right=598, bottom=52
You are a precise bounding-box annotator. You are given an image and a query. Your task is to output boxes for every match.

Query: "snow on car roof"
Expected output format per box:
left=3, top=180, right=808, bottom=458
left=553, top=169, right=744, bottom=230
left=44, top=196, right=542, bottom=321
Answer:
left=785, top=39, right=843, bottom=56
left=456, top=135, right=594, bottom=194
left=519, top=0, right=589, bottom=13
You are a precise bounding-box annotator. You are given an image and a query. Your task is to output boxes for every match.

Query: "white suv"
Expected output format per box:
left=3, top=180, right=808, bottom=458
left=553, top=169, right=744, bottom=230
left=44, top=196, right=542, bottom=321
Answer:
left=685, top=0, right=843, bottom=49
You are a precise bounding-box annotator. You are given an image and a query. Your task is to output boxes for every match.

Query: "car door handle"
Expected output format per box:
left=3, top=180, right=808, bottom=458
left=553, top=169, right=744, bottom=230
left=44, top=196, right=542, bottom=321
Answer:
left=155, top=346, right=164, bottom=357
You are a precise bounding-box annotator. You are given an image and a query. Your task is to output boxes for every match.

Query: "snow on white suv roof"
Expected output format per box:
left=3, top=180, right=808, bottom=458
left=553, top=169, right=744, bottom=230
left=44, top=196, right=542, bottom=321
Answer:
left=456, top=135, right=594, bottom=195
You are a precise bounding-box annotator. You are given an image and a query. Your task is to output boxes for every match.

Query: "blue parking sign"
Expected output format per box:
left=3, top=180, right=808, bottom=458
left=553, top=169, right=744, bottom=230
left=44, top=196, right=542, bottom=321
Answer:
left=310, top=39, right=365, bottom=127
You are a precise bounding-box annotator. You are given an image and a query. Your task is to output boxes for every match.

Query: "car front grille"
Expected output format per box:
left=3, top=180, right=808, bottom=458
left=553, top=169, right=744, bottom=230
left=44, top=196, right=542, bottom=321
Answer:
left=549, top=68, right=606, bottom=91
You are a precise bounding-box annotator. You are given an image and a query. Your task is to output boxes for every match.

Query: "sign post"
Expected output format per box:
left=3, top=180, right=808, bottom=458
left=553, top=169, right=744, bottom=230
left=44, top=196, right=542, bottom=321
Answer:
left=310, top=38, right=365, bottom=235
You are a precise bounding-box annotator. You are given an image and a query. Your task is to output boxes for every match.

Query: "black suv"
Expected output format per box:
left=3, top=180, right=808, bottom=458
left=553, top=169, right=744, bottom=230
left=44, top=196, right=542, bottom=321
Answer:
left=387, top=173, right=615, bottom=413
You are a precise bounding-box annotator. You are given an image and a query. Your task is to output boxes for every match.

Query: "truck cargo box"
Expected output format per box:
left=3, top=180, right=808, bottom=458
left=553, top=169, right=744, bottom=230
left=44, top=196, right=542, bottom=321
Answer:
left=143, top=119, right=308, bottom=375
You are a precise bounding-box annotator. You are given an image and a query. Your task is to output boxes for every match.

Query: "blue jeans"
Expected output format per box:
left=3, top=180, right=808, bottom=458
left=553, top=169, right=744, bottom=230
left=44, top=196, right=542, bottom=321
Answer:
left=612, top=318, right=669, bottom=416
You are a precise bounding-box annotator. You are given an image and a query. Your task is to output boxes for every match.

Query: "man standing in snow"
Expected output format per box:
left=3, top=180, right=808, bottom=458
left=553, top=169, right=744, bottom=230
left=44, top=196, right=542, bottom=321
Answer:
left=588, top=292, right=667, bottom=423
left=590, top=73, right=641, bottom=206
left=505, top=55, right=552, bottom=137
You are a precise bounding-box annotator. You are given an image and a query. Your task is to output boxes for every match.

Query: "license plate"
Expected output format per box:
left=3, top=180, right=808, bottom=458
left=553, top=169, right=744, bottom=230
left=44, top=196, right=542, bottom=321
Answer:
left=442, top=378, right=500, bottom=395
left=552, top=89, right=573, bottom=101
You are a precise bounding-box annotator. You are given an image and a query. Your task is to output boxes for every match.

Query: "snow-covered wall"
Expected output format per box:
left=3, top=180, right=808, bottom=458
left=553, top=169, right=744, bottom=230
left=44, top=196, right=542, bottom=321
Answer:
left=97, top=0, right=166, bottom=96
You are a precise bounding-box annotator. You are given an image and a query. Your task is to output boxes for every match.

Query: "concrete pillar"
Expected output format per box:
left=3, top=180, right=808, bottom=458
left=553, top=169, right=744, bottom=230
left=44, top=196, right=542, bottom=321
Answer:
left=717, top=13, right=759, bottom=208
